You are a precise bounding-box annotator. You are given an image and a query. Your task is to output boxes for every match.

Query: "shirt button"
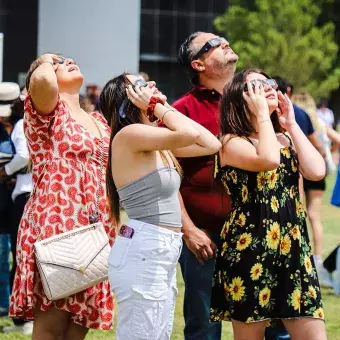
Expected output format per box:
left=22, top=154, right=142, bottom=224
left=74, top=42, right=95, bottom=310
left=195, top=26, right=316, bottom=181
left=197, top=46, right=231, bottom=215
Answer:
left=212, top=91, right=215, bottom=95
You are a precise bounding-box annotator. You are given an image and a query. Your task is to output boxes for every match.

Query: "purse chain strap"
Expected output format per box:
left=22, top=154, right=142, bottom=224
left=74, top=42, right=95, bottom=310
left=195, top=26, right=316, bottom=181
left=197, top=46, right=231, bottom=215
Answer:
left=29, top=113, right=105, bottom=242
left=87, top=115, right=105, bottom=224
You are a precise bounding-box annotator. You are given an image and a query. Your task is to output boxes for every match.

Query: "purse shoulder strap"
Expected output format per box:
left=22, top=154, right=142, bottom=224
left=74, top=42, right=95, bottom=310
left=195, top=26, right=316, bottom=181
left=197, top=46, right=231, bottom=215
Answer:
left=88, top=114, right=105, bottom=223
left=30, top=113, right=105, bottom=242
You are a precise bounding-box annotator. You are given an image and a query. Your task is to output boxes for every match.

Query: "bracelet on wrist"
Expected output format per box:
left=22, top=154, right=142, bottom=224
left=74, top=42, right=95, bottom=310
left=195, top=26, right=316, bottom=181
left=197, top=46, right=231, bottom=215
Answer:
left=40, top=60, right=54, bottom=67
left=160, top=109, right=174, bottom=123
left=147, top=96, right=165, bottom=122
left=258, top=119, right=271, bottom=125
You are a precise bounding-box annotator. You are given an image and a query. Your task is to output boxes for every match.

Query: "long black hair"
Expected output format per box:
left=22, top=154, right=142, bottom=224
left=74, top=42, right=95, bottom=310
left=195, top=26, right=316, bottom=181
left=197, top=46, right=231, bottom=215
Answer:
left=99, top=73, right=135, bottom=225
left=99, top=73, right=181, bottom=225
left=220, top=69, right=284, bottom=138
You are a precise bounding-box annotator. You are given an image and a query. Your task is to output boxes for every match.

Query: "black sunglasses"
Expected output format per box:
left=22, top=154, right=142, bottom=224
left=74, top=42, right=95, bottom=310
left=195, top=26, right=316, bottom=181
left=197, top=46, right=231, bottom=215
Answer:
left=131, top=79, right=148, bottom=91
left=53, top=56, right=66, bottom=65
left=192, top=37, right=227, bottom=60
left=118, top=79, right=148, bottom=118
left=53, top=56, right=76, bottom=65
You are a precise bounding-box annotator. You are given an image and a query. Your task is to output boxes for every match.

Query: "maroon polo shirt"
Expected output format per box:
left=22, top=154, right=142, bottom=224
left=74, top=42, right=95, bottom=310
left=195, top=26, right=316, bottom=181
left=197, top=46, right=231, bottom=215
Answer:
left=173, top=85, right=231, bottom=232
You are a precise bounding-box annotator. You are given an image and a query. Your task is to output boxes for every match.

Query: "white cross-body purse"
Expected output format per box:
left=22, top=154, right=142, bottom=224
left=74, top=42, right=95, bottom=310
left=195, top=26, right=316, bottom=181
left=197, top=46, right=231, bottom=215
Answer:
left=31, top=115, right=110, bottom=300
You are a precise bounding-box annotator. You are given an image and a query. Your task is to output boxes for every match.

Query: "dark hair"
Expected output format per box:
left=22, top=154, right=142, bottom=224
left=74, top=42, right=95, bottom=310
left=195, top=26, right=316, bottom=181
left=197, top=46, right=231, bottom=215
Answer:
left=0, top=123, right=8, bottom=141
left=26, top=59, right=41, bottom=90
left=272, top=76, right=294, bottom=95
left=8, top=97, right=24, bottom=126
left=99, top=73, right=140, bottom=224
left=100, top=73, right=141, bottom=130
left=220, top=69, right=284, bottom=138
left=318, top=97, right=329, bottom=107
left=178, top=31, right=204, bottom=83
left=99, top=73, right=181, bottom=224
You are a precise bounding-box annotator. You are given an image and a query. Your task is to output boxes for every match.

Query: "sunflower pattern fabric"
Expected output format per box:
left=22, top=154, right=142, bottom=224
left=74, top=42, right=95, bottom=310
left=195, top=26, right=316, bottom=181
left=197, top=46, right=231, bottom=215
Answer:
left=210, top=140, right=324, bottom=323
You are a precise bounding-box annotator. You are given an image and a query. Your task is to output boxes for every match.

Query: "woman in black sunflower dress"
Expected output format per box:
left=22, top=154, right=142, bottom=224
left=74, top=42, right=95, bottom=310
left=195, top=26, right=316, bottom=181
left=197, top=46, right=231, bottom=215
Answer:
left=210, top=69, right=327, bottom=340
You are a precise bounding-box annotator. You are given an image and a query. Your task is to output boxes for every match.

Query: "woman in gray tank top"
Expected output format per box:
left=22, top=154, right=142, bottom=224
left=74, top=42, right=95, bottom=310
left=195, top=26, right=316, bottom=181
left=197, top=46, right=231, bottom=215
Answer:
left=99, top=73, right=221, bottom=340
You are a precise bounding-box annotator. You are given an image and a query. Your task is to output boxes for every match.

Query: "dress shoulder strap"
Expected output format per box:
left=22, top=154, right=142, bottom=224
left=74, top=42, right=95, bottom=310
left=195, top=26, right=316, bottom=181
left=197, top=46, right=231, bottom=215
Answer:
left=283, top=132, right=293, bottom=146
left=245, top=136, right=255, bottom=145
left=214, top=152, right=221, bottom=179
left=216, top=135, right=254, bottom=178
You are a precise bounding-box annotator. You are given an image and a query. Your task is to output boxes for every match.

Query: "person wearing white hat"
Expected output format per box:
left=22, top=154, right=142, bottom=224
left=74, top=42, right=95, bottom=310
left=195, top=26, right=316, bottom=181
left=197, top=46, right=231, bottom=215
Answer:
left=0, top=82, right=20, bottom=117
left=0, top=83, right=33, bottom=335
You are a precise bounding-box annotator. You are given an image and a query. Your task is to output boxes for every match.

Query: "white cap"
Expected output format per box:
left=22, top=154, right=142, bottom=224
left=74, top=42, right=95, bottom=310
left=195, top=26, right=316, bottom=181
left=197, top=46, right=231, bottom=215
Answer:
left=0, top=82, right=20, bottom=117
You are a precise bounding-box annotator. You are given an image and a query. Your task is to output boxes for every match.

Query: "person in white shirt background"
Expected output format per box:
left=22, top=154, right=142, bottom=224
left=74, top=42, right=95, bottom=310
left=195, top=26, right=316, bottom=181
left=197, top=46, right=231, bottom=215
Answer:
left=0, top=82, right=33, bottom=336
left=317, top=98, right=335, bottom=128
left=291, top=92, right=339, bottom=287
left=317, top=98, right=339, bottom=177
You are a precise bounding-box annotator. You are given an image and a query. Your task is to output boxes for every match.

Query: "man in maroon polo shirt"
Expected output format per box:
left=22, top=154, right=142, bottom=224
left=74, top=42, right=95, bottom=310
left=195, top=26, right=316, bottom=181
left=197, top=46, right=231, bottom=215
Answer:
left=174, top=32, right=238, bottom=340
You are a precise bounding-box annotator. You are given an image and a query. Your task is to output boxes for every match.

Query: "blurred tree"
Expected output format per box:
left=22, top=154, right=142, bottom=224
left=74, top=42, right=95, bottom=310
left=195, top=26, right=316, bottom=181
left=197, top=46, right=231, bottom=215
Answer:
left=318, top=0, right=340, bottom=110
left=215, top=0, right=340, bottom=99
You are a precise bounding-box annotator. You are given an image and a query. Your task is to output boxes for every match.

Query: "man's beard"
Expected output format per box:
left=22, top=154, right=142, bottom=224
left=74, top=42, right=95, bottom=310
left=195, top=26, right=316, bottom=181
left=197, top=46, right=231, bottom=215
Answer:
left=214, top=59, right=238, bottom=73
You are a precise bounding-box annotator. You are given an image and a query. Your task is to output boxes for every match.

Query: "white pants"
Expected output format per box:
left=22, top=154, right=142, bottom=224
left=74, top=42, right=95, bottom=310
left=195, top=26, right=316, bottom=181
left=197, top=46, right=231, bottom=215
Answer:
left=108, top=219, right=183, bottom=340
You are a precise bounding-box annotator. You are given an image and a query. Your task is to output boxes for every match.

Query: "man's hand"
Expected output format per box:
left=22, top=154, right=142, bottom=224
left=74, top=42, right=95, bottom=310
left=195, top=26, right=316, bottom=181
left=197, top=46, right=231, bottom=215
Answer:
left=183, top=227, right=217, bottom=265
left=179, top=192, right=218, bottom=265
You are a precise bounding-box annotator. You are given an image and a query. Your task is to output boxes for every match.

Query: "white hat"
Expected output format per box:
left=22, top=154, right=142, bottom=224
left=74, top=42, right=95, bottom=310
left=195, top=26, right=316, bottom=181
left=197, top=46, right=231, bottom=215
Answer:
left=0, top=82, right=20, bottom=117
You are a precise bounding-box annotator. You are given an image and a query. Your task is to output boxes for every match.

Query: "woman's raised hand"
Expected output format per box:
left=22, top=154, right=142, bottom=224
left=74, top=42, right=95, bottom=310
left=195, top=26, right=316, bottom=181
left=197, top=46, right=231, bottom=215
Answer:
left=126, top=85, right=154, bottom=111
left=277, top=91, right=297, bottom=130
left=37, top=54, right=61, bottom=72
left=243, top=81, right=270, bottom=119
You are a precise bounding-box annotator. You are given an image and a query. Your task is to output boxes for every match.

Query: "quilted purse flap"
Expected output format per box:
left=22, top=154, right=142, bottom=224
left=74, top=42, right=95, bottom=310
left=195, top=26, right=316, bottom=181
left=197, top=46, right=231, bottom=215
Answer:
left=34, top=223, right=109, bottom=272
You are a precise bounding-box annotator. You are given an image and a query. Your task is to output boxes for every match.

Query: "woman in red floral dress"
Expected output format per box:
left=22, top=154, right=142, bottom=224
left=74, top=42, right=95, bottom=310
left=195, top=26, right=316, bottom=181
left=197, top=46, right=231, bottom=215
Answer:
left=9, top=53, right=115, bottom=339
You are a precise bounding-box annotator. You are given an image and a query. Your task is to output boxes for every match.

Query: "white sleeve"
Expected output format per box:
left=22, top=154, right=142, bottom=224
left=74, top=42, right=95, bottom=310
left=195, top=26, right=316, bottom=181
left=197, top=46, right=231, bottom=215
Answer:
left=4, top=120, right=29, bottom=175
left=330, top=110, right=335, bottom=126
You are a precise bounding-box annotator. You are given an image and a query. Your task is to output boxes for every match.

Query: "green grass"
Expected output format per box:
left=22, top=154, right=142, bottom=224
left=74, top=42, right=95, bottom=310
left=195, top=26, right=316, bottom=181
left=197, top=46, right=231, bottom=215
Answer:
left=1, top=176, right=339, bottom=339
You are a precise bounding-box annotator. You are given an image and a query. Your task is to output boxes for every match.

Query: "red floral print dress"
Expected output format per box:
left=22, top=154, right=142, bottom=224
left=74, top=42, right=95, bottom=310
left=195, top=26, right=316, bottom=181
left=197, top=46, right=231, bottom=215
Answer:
left=9, top=94, right=115, bottom=330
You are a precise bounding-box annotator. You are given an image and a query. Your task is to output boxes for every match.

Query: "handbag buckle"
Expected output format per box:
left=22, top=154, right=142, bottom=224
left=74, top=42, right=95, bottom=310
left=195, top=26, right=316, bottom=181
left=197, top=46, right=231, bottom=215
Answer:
left=89, top=213, right=99, bottom=224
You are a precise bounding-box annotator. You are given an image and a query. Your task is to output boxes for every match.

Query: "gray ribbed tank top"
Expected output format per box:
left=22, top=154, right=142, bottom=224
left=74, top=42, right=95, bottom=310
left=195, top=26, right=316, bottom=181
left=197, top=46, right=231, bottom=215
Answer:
left=117, top=167, right=182, bottom=227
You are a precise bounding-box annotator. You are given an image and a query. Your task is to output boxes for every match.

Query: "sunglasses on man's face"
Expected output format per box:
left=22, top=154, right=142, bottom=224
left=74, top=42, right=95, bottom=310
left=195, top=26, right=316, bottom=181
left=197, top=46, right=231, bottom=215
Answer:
left=244, top=79, right=278, bottom=92
left=192, top=37, right=228, bottom=60
left=118, top=79, right=149, bottom=118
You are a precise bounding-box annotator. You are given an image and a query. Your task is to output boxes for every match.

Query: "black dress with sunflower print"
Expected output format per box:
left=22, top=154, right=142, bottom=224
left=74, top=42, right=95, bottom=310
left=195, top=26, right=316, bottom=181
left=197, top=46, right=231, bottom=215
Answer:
left=210, top=137, right=324, bottom=323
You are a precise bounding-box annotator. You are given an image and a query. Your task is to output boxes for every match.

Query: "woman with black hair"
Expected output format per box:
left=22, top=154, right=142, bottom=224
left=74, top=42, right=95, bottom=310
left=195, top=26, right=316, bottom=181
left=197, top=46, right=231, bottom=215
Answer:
left=210, top=69, right=327, bottom=340
left=100, top=72, right=221, bottom=339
